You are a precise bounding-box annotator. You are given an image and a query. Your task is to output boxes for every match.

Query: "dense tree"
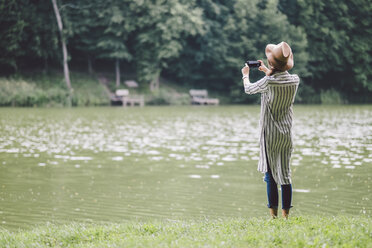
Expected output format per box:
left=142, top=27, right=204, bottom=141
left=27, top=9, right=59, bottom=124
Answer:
left=229, top=0, right=308, bottom=102
left=65, top=0, right=103, bottom=75
left=0, top=0, right=370, bottom=102
left=165, top=0, right=308, bottom=102
left=279, top=0, right=372, bottom=95
left=95, top=1, right=136, bottom=87
left=0, top=0, right=59, bottom=74
left=0, top=0, right=26, bottom=74
left=133, top=0, right=204, bottom=90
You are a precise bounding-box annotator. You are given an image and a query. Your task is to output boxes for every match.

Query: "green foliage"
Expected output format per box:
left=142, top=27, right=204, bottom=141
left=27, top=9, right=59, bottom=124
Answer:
left=0, top=216, right=370, bottom=247
left=0, top=0, right=371, bottom=103
left=320, top=89, right=345, bottom=105
left=229, top=0, right=308, bottom=102
left=95, top=1, right=134, bottom=61
left=166, top=0, right=308, bottom=103
left=0, top=78, right=67, bottom=106
left=0, top=0, right=25, bottom=72
left=134, top=0, right=205, bottom=84
left=0, top=73, right=109, bottom=107
left=295, top=82, right=320, bottom=104
left=146, top=88, right=190, bottom=105
left=280, top=0, right=372, bottom=93
left=0, top=0, right=59, bottom=74
left=65, top=0, right=105, bottom=64
left=69, top=73, right=110, bottom=106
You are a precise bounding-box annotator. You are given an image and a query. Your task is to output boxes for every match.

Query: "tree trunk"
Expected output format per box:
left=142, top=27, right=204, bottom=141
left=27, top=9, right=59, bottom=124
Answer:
left=43, top=56, right=48, bottom=74
left=51, top=0, right=72, bottom=91
left=115, top=58, right=120, bottom=87
left=150, top=71, right=160, bottom=91
left=88, top=57, right=93, bottom=75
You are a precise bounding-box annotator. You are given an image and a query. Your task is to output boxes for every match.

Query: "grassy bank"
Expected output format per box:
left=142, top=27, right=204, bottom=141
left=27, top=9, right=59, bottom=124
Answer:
left=0, top=216, right=370, bottom=247
left=0, top=72, right=109, bottom=107
left=0, top=71, right=369, bottom=107
left=0, top=72, right=196, bottom=107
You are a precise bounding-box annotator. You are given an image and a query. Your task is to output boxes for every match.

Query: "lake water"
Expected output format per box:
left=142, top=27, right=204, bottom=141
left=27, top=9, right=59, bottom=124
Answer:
left=0, top=106, right=371, bottom=230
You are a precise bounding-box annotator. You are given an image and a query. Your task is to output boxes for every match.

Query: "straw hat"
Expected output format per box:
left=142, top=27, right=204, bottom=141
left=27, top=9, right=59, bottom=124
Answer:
left=265, top=41, right=294, bottom=71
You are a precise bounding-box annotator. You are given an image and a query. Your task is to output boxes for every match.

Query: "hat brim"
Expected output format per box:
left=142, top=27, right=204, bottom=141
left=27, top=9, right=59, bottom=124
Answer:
left=265, top=44, right=294, bottom=71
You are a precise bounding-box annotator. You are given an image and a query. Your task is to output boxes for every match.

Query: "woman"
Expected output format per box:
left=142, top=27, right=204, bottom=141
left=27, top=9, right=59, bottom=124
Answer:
left=241, top=41, right=300, bottom=219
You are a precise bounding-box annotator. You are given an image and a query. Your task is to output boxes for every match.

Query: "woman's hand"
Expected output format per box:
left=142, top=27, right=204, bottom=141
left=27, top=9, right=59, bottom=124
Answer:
left=258, top=60, right=271, bottom=76
left=241, top=63, right=250, bottom=76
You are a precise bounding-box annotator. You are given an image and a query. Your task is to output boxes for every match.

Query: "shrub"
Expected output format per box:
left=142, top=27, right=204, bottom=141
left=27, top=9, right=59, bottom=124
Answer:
left=146, top=88, right=191, bottom=105
left=295, top=82, right=320, bottom=104
left=0, top=74, right=110, bottom=107
left=320, top=89, right=345, bottom=104
left=0, top=79, right=52, bottom=106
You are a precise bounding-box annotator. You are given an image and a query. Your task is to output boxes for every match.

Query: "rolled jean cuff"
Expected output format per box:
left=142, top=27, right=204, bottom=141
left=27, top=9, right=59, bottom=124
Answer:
left=267, top=204, right=278, bottom=209
left=282, top=205, right=293, bottom=210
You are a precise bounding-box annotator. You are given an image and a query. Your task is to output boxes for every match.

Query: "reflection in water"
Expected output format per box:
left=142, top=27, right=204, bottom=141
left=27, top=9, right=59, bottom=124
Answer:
left=293, top=189, right=310, bottom=193
left=0, top=106, right=371, bottom=230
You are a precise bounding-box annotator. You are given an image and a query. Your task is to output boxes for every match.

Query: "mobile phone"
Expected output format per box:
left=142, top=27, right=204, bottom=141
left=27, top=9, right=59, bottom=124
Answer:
left=246, top=61, right=260, bottom=68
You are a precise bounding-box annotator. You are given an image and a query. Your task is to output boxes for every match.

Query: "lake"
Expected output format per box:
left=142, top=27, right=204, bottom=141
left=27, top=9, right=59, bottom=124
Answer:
left=0, top=106, right=371, bottom=230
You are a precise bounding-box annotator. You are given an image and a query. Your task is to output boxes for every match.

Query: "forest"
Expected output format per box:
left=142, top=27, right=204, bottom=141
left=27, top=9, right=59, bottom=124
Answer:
left=0, top=0, right=371, bottom=105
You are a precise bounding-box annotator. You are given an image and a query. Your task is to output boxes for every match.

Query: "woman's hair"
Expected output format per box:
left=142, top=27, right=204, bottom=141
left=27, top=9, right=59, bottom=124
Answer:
left=267, top=61, right=285, bottom=76
left=268, top=68, right=281, bottom=76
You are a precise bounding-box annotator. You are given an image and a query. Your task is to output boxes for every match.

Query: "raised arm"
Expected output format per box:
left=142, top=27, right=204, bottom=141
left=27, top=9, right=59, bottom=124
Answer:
left=243, top=76, right=269, bottom=94
left=241, top=60, right=269, bottom=94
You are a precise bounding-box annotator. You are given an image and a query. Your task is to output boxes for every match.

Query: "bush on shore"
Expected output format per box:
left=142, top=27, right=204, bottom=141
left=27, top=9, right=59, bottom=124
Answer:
left=0, top=216, right=370, bottom=247
left=0, top=73, right=196, bottom=107
left=0, top=73, right=110, bottom=107
left=0, top=79, right=68, bottom=107
left=0, top=72, right=363, bottom=107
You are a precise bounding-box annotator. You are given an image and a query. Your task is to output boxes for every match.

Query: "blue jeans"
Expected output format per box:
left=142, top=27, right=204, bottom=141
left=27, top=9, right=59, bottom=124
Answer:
left=264, top=165, right=292, bottom=210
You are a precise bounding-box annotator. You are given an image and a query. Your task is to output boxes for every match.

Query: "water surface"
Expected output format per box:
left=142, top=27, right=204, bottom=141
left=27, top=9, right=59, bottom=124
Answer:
left=0, top=106, right=371, bottom=230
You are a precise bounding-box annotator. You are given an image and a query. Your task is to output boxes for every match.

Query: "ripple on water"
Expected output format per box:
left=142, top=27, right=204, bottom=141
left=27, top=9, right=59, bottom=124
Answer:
left=222, top=156, right=237, bottom=161
left=195, top=165, right=210, bottom=169
left=189, top=175, right=202, bottom=179
left=345, top=165, right=355, bottom=169
left=293, top=189, right=310, bottom=193
left=0, top=106, right=371, bottom=230
left=69, top=156, right=93, bottom=161
left=112, top=156, right=123, bottom=161
left=150, top=156, right=163, bottom=161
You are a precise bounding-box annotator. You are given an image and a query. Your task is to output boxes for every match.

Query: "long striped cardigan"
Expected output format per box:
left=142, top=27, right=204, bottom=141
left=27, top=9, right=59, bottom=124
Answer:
left=243, top=71, right=300, bottom=185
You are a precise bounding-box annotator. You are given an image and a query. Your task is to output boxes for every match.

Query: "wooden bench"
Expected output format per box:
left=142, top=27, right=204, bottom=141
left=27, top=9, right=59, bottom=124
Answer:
left=115, top=89, right=144, bottom=107
left=189, top=89, right=219, bottom=105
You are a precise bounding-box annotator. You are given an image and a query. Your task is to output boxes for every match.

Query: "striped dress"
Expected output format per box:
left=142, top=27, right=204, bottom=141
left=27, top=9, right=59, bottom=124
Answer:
left=244, top=71, right=300, bottom=185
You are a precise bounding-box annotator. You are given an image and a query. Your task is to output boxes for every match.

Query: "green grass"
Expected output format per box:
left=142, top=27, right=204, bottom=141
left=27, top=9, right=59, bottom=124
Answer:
left=320, top=89, right=345, bottom=105
left=0, top=72, right=195, bottom=107
left=0, top=72, right=110, bottom=107
left=0, top=216, right=370, bottom=247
